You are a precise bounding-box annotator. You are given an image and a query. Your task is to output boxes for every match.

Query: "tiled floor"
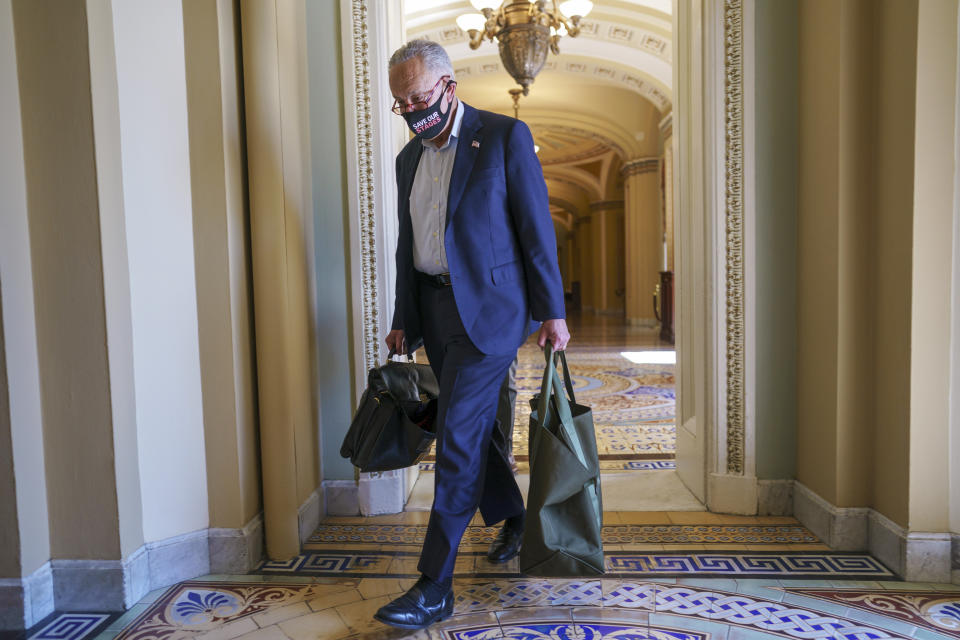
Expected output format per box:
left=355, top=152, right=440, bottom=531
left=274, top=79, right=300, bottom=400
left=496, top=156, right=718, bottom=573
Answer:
left=20, top=318, right=959, bottom=640
left=37, top=571, right=960, bottom=640
left=423, top=313, right=678, bottom=471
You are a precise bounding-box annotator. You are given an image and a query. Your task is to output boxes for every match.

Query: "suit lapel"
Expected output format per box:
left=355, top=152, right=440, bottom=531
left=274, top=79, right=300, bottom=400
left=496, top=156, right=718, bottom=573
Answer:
left=446, top=103, right=483, bottom=227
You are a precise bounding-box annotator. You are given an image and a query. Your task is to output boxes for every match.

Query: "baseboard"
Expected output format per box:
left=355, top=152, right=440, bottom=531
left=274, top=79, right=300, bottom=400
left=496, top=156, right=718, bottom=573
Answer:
left=953, top=533, right=960, bottom=572
left=757, top=479, right=793, bottom=515
left=867, top=509, right=905, bottom=577
left=794, top=481, right=952, bottom=581
left=298, top=489, right=323, bottom=544
left=707, top=473, right=758, bottom=514
left=209, top=512, right=265, bottom=574
left=50, top=559, right=129, bottom=611
left=323, top=479, right=360, bottom=517
left=0, top=513, right=266, bottom=627
left=793, top=481, right=868, bottom=551
left=0, top=561, right=54, bottom=630
left=904, top=531, right=952, bottom=583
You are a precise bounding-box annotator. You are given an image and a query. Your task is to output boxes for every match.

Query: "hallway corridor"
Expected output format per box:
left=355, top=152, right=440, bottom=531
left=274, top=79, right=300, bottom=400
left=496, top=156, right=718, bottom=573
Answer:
left=410, top=313, right=699, bottom=512
left=22, top=316, right=950, bottom=640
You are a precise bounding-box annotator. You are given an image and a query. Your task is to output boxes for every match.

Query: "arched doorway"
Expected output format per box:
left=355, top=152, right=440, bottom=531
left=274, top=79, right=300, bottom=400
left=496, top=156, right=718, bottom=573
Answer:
left=338, top=0, right=758, bottom=516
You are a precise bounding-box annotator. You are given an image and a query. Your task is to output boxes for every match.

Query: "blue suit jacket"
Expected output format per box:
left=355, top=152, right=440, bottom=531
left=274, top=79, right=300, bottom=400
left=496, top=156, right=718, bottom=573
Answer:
left=391, top=102, right=566, bottom=356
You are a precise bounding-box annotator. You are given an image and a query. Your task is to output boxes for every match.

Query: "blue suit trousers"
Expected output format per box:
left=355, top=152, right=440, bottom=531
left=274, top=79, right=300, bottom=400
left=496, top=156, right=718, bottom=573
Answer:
left=416, top=279, right=526, bottom=581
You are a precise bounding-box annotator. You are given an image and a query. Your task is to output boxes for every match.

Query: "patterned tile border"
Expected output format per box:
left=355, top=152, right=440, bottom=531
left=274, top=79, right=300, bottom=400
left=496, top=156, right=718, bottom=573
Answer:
left=304, top=524, right=819, bottom=549
left=448, top=621, right=706, bottom=640
left=454, top=581, right=914, bottom=640
left=256, top=552, right=894, bottom=579
left=782, top=588, right=960, bottom=638
left=26, top=614, right=113, bottom=640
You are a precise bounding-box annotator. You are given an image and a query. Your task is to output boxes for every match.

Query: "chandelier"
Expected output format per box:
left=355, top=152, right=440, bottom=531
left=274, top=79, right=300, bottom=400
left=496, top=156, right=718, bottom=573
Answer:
left=456, top=0, right=594, bottom=95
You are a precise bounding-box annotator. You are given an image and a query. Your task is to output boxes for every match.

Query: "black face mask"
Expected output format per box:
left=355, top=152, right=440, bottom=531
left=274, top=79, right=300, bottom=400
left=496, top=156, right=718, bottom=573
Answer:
left=403, top=81, right=455, bottom=140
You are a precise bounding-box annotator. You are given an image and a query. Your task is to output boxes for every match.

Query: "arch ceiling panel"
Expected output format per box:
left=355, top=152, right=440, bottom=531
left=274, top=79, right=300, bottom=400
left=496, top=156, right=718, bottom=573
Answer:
left=452, top=54, right=669, bottom=111
left=405, top=0, right=673, bottom=105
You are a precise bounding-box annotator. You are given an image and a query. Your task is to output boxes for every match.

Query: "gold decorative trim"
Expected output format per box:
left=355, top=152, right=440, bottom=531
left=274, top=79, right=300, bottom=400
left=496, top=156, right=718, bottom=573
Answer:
left=349, top=0, right=379, bottom=372
left=620, top=157, right=660, bottom=177
left=724, top=0, right=745, bottom=474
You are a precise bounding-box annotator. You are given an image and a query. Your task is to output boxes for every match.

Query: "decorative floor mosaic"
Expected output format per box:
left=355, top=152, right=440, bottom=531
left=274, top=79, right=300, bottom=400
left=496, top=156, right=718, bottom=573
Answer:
left=80, top=576, right=960, bottom=640
left=303, top=524, right=820, bottom=551
left=782, top=587, right=960, bottom=638
left=423, top=336, right=678, bottom=470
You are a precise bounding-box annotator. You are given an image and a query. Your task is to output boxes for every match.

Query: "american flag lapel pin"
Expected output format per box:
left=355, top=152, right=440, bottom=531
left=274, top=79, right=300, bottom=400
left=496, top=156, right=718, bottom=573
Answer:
left=471, top=140, right=480, bottom=149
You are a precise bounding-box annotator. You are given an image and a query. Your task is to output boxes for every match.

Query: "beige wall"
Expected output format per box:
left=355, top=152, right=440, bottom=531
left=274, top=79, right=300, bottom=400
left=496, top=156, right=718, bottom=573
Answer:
left=795, top=0, right=960, bottom=532
left=183, top=0, right=261, bottom=530
left=1, top=0, right=264, bottom=598
left=907, top=0, right=957, bottom=532
left=241, top=0, right=319, bottom=559
left=13, top=0, right=124, bottom=559
left=797, top=0, right=842, bottom=506
left=798, top=0, right=917, bottom=514
left=0, top=0, right=50, bottom=580
left=112, top=0, right=210, bottom=542
left=870, top=0, right=918, bottom=528
left=86, top=0, right=145, bottom=559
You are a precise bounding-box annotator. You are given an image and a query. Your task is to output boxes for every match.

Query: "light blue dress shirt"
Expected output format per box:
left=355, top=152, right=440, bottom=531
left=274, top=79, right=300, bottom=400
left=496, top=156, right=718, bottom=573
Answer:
left=410, top=100, right=464, bottom=275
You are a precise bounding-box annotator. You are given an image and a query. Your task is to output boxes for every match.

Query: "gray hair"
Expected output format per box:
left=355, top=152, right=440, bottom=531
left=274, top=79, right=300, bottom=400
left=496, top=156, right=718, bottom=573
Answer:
left=389, top=39, right=455, bottom=81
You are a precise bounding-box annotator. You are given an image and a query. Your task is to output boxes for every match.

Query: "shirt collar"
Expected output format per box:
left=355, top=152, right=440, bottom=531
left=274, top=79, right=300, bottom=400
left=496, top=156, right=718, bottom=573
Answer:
left=422, top=99, right=463, bottom=151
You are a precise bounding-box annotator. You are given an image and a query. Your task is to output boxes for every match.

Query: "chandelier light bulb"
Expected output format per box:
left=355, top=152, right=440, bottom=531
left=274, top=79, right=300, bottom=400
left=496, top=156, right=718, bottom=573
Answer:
left=469, top=0, right=499, bottom=11
left=559, top=0, right=593, bottom=18
left=456, top=13, right=487, bottom=32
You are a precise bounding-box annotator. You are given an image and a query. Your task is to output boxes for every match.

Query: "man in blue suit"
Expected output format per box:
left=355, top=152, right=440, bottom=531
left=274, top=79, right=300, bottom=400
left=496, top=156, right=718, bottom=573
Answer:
left=375, top=40, right=569, bottom=630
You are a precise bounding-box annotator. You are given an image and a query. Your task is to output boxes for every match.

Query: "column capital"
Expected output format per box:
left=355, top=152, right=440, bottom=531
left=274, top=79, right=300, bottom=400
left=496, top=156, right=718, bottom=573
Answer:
left=620, top=157, right=659, bottom=178
left=589, top=200, right=625, bottom=213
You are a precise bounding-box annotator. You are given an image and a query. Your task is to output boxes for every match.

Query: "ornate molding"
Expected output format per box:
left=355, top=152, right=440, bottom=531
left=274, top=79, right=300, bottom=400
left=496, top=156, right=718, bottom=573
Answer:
left=620, top=157, right=659, bottom=177
left=724, top=0, right=745, bottom=475
left=348, top=0, right=379, bottom=372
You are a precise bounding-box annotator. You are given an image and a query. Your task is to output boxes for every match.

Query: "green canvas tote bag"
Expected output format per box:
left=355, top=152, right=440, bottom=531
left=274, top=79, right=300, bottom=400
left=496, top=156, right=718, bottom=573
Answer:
left=520, top=343, right=605, bottom=577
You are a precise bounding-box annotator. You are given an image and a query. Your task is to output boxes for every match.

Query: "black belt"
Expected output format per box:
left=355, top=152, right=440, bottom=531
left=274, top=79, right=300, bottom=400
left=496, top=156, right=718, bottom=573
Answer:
left=416, top=270, right=453, bottom=287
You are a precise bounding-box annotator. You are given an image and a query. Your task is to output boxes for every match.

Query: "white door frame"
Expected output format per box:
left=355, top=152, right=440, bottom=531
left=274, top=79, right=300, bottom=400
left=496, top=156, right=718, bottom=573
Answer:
left=339, top=0, right=759, bottom=514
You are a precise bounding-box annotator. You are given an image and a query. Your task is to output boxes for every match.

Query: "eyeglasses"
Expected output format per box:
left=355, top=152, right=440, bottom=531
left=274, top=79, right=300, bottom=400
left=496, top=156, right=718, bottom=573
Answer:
left=392, top=76, right=455, bottom=115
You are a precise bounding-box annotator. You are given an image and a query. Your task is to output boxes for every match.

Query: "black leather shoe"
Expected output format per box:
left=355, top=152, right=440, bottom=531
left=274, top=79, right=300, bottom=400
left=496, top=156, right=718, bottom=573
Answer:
left=487, top=521, right=523, bottom=563
left=374, top=578, right=454, bottom=630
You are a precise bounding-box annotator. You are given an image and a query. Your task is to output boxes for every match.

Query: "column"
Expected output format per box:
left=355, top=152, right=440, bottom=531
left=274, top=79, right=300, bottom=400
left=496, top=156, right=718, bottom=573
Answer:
left=622, top=158, right=661, bottom=326
left=0, top=0, right=51, bottom=627
left=183, top=0, right=261, bottom=559
left=662, top=136, right=675, bottom=272
left=11, top=0, right=140, bottom=611
left=241, top=0, right=318, bottom=560
left=577, top=216, right=594, bottom=311
left=588, top=201, right=626, bottom=315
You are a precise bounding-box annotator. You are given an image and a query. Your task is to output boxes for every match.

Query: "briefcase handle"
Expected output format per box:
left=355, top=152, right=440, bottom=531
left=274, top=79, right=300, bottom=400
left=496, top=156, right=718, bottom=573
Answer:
left=385, top=348, right=415, bottom=365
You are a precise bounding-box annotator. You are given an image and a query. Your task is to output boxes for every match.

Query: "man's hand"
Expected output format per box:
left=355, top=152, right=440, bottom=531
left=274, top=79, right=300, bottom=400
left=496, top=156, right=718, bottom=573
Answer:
left=537, top=318, right=570, bottom=351
left=386, top=329, right=406, bottom=355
